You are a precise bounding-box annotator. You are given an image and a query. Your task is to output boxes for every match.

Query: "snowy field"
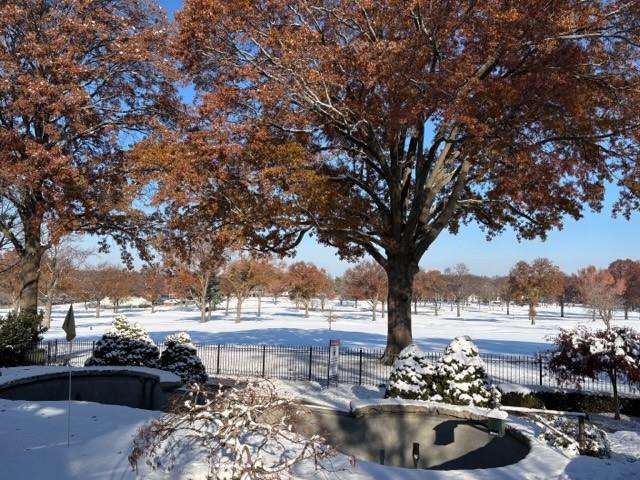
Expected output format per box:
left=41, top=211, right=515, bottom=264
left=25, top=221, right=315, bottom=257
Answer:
left=38, top=298, right=640, bottom=356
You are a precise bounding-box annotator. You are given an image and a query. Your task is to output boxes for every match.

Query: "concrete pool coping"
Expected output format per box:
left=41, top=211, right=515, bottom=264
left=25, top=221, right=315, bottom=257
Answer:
left=0, top=366, right=182, bottom=410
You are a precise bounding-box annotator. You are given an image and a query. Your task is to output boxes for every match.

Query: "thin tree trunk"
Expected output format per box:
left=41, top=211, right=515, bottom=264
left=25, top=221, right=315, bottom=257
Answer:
left=560, top=295, right=565, bottom=318
left=529, top=303, right=536, bottom=325
left=506, top=300, right=510, bottom=315
left=624, top=305, right=628, bottom=320
left=225, top=295, right=230, bottom=315
left=236, top=297, right=242, bottom=323
left=321, top=297, right=325, bottom=312
left=96, top=299, right=101, bottom=318
left=257, top=294, right=261, bottom=318
left=151, top=302, right=155, bottom=314
left=456, top=300, right=461, bottom=317
left=208, top=300, right=212, bottom=322
left=355, top=298, right=358, bottom=308
left=42, top=298, right=53, bottom=328
left=371, top=298, right=377, bottom=321
left=382, top=258, right=417, bottom=364
left=434, top=299, right=439, bottom=316
left=304, top=302, right=309, bottom=317
left=381, top=300, right=385, bottom=319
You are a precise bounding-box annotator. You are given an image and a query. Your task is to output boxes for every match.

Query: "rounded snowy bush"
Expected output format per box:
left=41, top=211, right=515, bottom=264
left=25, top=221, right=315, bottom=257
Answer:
left=386, top=344, right=435, bottom=400
left=542, top=417, right=611, bottom=457
left=160, top=333, right=207, bottom=385
left=163, top=331, right=193, bottom=346
left=85, top=315, right=159, bottom=368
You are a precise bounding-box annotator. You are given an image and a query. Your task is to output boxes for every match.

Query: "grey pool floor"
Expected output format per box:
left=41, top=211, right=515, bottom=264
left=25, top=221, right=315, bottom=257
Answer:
left=300, top=410, right=530, bottom=470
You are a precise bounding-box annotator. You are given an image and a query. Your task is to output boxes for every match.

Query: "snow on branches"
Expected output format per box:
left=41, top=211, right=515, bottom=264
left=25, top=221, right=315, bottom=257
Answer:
left=387, top=337, right=501, bottom=408
left=549, top=326, right=640, bottom=419
left=129, top=381, right=335, bottom=479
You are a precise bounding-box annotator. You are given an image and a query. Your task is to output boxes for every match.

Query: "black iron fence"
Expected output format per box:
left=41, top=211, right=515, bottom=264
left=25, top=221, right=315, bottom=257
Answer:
left=28, top=339, right=640, bottom=398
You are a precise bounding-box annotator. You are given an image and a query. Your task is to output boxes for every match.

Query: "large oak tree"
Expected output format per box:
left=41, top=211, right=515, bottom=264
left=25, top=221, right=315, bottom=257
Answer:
left=0, top=0, right=177, bottom=315
left=175, top=0, right=640, bottom=361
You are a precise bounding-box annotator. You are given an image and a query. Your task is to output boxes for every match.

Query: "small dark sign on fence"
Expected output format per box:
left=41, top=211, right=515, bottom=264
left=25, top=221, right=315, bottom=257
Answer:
left=328, top=339, right=340, bottom=387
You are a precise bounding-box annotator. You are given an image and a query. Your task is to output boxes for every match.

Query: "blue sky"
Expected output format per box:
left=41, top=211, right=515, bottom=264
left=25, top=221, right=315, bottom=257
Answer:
left=82, top=0, right=640, bottom=277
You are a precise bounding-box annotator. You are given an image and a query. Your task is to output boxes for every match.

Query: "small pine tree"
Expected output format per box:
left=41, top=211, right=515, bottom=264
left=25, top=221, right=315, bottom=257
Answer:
left=85, top=315, right=159, bottom=368
left=160, top=332, right=207, bottom=385
left=386, top=344, right=435, bottom=400
left=434, top=336, right=501, bottom=407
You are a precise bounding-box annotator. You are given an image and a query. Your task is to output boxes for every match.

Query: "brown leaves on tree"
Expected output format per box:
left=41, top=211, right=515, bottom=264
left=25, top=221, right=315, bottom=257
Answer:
left=174, top=0, right=640, bottom=360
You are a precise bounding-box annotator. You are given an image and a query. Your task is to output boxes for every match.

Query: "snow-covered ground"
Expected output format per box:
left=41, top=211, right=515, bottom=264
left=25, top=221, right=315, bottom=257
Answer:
left=1, top=381, right=638, bottom=480
left=37, top=298, right=640, bottom=356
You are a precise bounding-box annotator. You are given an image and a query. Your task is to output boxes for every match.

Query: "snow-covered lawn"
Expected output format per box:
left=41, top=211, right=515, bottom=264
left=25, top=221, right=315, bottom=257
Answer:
left=37, top=299, right=640, bottom=356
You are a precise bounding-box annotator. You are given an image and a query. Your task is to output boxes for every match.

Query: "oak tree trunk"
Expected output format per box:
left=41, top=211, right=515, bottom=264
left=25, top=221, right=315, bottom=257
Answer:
left=257, top=294, right=261, bottom=318
left=382, top=258, right=418, bottom=364
left=529, top=303, right=536, bottom=325
left=96, top=299, right=101, bottom=318
left=18, top=230, right=44, bottom=317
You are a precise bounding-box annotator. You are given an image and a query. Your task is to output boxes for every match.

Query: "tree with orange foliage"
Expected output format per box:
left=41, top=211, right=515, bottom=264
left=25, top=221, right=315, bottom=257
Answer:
left=508, top=259, right=562, bottom=325
left=287, top=262, right=332, bottom=318
left=343, top=261, right=387, bottom=321
left=577, top=266, right=626, bottom=329
left=176, top=0, right=640, bottom=362
left=608, top=259, right=640, bottom=320
left=167, top=239, right=227, bottom=323
left=39, top=240, right=91, bottom=327
left=220, top=258, right=265, bottom=323
left=0, top=0, right=178, bottom=316
left=139, top=266, right=167, bottom=314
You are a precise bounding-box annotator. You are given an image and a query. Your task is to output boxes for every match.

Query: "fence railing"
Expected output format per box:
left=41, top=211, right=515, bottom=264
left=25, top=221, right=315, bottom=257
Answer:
left=26, top=339, right=640, bottom=398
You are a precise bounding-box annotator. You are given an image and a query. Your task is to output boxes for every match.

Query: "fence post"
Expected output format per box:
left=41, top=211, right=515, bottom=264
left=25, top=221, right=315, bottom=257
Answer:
left=47, top=342, right=51, bottom=364
left=262, top=345, right=267, bottom=378
left=54, top=339, right=58, bottom=364
left=358, top=349, right=363, bottom=385
left=538, top=354, right=543, bottom=386
left=216, top=344, right=221, bottom=375
left=308, top=347, right=313, bottom=381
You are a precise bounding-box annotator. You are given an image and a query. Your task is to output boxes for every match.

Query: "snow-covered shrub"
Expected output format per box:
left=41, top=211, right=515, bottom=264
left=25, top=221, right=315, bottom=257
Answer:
left=129, top=381, right=335, bottom=479
left=541, top=417, right=610, bottom=457
left=549, top=326, right=640, bottom=419
left=0, top=311, right=46, bottom=367
left=434, top=336, right=501, bottom=408
left=160, top=333, right=207, bottom=385
left=386, top=344, right=435, bottom=400
left=386, top=337, right=501, bottom=407
left=85, top=315, right=159, bottom=368
left=163, top=331, right=193, bottom=346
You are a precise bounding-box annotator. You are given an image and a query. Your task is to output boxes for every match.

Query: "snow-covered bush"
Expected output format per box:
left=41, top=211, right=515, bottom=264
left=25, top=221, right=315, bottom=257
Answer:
left=386, top=344, right=435, bottom=400
left=549, top=326, right=640, bottom=419
left=434, top=336, right=501, bottom=407
left=160, top=332, right=207, bottom=385
left=0, top=311, right=46, bottom=367
left=163, top=331, right=193, bottom=346
left=129, top=381, right=335, bottom=479
left=541, top=417, right=610, bottom=457
left=85, top=315, right=159, bottom=368
left=386, top=337, right=501, bottom=407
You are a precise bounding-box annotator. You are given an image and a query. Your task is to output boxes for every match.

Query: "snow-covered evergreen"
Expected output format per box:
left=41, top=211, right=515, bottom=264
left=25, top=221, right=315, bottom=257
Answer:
left=434, top=336, right=501, bottom=407
left=386, top=344, right=434, bottom=400
left=85, top=315, right=159, bottom=368
left=386, top=337, right=501, bottom=407
left=160, top=332, right=207, bottom=385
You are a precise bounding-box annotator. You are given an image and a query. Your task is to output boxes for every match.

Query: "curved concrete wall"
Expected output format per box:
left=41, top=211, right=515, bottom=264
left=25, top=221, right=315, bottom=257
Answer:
left=0, top=370, right=180, bottom=410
